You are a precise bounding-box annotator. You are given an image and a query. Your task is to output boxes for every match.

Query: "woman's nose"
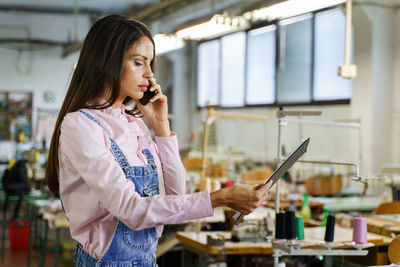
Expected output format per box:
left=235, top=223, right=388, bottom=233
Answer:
left=144, top=65, right=153, bottom=79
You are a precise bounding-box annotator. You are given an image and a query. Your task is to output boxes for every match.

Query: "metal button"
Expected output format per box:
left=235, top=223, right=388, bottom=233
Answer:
left=124, top=167, right=130, bottom=173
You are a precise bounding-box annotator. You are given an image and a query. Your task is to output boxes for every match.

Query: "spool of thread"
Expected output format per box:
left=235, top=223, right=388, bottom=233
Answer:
left=321, top=210, right=329, bottom=226
left=275, top=212, right=286, bottom=239
left=211, top=179, right=221, bottom=192
left=296, top=216, right=304, bottom=240
left=266, top=214, right=274, bottom=233
left=353, top=216, right=367, bottom=244
left=324, top=214, right=335, bottom=242
left=285, top=210, right=296, bottom=240
left=201, top=177, right=211, bottom=192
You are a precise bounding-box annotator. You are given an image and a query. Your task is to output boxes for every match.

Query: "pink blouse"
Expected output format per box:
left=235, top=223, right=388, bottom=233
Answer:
left=58, top=105, right=213, bottom=259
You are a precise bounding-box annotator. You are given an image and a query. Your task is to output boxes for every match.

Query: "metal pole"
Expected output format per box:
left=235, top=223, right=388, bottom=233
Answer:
left=274, top=118, right=283, bottom=267
left=344, top=0, right=352, bottom=66
left=275, top=118, right=282, bottom=214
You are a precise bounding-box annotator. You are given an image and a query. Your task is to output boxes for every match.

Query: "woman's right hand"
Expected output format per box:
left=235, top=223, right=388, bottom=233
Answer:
left=210, top=183, right=270, bottom=215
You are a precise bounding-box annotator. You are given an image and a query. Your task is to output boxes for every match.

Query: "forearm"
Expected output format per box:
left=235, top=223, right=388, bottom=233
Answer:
left=115, top=192, right=213, bottom=229
left=155, top=133, right=186, bottom=195
left=151, top=120, right=171, bottom=137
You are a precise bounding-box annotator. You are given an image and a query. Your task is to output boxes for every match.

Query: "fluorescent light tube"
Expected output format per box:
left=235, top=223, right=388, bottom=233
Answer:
left=246, top=0, right=346, bottom=21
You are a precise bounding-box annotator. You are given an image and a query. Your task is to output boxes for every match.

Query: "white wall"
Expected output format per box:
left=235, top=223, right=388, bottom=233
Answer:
left=0, top=12, right=90, bottom=139
left=363, top=2, right=394, bottom=172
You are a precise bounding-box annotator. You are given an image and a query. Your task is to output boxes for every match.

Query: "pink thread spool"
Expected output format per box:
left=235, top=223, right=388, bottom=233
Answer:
left=353, top=216, right=367, bottom=244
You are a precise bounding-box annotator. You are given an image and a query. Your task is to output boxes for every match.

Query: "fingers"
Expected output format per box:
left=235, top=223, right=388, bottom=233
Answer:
left=254, top=183, right=269, bottom=205
left=151, top=93, right=167, bottom=103
left=254, top=182, right=270, bottom=191
left=254, top=183, right=269, bottom=197
left=147, top=78, right=167, bottom=103
left=253, top=183, right=264, bottom=190
left=236, top=206, right=256, bottom=215
left=227, top=184, right=269, bottom=215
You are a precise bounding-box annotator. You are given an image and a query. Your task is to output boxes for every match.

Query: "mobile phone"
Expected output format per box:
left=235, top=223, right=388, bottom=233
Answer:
left=139, top=82, right=157, bottom=105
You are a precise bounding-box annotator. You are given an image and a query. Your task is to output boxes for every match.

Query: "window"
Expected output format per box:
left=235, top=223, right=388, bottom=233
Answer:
left=220, top=32, right=246, bottom=107
left=195, top=7, right=351, bottom=108
left=314, top=8, right=352, bottom=101
left=246, top=25, right=276, bottom=105
left=197, top=39, right=220, bottom=107
left=277, top=14, right=313, bottom=104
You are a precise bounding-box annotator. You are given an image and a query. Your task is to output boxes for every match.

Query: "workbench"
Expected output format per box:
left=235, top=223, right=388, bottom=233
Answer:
left=176, top=226, right=392, bottom=267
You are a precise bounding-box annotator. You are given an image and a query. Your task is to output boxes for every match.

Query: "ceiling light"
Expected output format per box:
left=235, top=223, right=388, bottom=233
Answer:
left=245, top=0, right=346, bottom=21
left=176, top=14, right=249, bottom=40
left=153, top=34, right=185, bottom=55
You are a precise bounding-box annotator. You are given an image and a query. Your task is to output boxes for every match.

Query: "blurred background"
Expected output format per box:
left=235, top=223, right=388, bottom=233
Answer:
left=0, top=0, right=400, bottom=266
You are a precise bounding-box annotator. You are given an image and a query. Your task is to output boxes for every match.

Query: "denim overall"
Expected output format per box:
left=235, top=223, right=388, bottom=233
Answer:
left=74, top=110, right=160, bottom=267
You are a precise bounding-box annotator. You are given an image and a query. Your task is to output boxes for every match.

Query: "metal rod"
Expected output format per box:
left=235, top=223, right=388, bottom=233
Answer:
left=297, top=159, right=359, bottom=178
left=273, top=118, right=283, bottom=267
left=275, top=119, right=283, bottom=214
left=277, top=110, right=322, bottom=118
left=211, top=110, right=268, bottom=121
left=201, top=109, right=211, bottom=183
left=285, top=118, right=360, bottom=128
left=344, top=0, right=353, bottom=66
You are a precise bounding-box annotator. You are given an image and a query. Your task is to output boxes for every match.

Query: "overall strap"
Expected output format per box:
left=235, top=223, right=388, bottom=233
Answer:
left=78, top=110, right=111, bottom=136
left=78, top=110, right=130, bottom=169
left=142, top=149, right=157, bottom=170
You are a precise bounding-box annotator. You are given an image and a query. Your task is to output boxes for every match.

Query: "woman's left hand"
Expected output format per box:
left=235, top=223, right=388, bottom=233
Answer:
left=135, top=78, right=171, bottom=137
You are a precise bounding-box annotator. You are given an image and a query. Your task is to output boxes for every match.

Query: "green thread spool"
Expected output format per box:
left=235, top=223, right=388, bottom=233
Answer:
left=321, top=209, right=329, bottom=226
left=296, top=216, right=305, bottom=240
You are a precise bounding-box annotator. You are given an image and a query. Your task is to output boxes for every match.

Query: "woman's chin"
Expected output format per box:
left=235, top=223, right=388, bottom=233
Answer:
left=125, top=94, right=141, bottom=101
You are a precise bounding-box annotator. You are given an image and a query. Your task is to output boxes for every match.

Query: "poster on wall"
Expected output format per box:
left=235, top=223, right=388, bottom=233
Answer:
left=0, top=91, right=32, bottom=141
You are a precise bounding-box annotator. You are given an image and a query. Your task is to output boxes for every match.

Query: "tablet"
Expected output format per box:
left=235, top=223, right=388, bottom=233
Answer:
left=233, top=137, right=310, bottom=225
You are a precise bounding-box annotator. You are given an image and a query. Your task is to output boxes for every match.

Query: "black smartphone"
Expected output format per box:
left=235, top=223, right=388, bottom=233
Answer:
left=139, top=82, right=157, bottom=105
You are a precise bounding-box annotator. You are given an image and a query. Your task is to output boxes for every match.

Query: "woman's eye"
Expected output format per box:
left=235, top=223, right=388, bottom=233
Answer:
left=134, top=61, right=143, bottom=66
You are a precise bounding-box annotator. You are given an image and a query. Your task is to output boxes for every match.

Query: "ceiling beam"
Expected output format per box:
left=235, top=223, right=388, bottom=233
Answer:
left=130, top=0, right=200, bottom=22
left=0, top=5, right=103, bottom=16
left=62, top=41, right=82, bottom=58
left=129, top=0, right=279, bottom=33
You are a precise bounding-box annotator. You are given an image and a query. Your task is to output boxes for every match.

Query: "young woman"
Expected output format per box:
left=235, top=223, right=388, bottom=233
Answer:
left=46, top=14, right=269, bottom=266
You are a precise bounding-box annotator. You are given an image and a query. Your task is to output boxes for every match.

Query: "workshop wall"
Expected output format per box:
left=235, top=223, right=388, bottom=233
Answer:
left=0, top=12, right=90, bottom=132
left=0, top=1, right=398, bottom=179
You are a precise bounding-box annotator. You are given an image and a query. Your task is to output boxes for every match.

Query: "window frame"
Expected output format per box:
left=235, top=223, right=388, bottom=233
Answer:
left=195, top=6, right=351, bottom=109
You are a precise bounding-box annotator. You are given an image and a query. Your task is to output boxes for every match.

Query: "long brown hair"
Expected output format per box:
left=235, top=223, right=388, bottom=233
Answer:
left=46, top=15, right=155, bottom=195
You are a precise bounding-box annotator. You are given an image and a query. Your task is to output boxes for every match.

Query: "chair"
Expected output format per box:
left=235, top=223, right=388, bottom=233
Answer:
left=242, top=169, right=274, bottom=186
left=304, top=175, right=342, bottom=196
left=182, top=157, right=208, bottom=172
left=375, top=201, right=400, bottom=215
left=0, top=190, right=29, bottom=263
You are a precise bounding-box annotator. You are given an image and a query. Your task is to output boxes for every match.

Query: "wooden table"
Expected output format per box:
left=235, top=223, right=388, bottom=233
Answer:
left=176, top=227, right=392, bottom=267
left=337, top=213, right=400, bottom=238
left=366, top=215, right=400, bottom=237
left=26, top=198, right=72, bottom=267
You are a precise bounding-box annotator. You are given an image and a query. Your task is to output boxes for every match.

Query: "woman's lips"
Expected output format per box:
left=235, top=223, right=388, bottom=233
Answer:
left=138, top=85, right=148, bottom=92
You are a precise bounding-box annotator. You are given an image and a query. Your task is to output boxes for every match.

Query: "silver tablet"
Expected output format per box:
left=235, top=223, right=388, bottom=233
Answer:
left=233, top=138, right=310, bottom=225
